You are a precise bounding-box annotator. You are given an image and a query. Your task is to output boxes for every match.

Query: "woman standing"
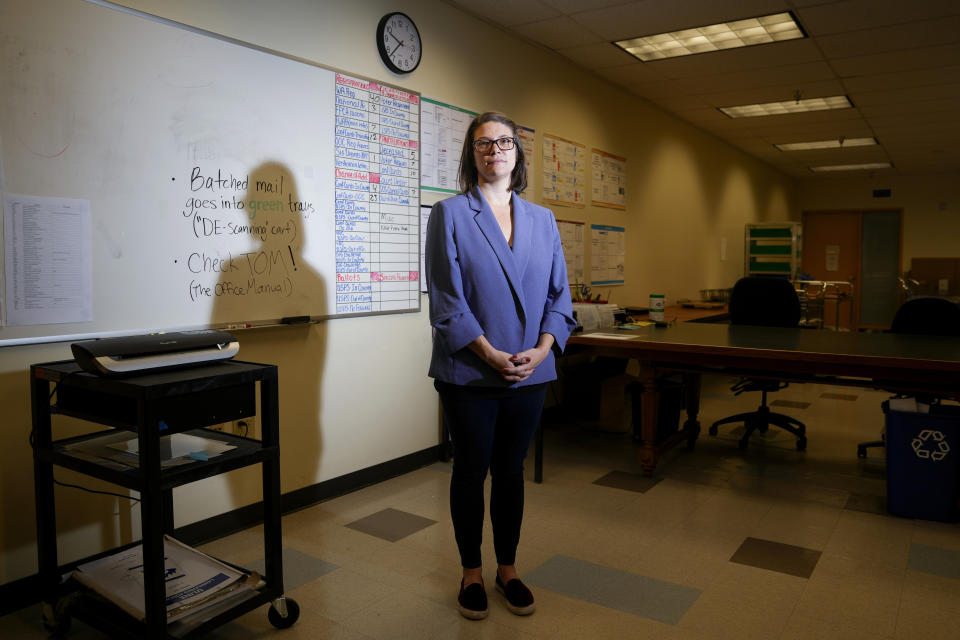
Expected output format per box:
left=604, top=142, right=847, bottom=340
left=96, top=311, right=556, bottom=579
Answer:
left=425, top=112, right=576, bottom=620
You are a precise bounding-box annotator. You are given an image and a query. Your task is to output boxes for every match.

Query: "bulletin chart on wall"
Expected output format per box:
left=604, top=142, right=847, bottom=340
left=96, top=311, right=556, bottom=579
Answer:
left=591, top=149, right=627, bottom=210
left=557, top=220, right=585, bottom=285
left=420, top=98, right=477, bottom=194
left=590, top=224, right=625, bottom=286
left=335, top=74, right=421, bottom=315
left=542, top=134, right=587, bottom=208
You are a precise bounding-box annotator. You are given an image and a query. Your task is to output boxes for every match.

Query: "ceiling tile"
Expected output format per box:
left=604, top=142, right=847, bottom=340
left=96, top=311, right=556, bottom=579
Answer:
left=572, top=0, right=791, bottom=42
left=556, top=42, right=641, bottom=69
left=843, top=66, right=960, bottom=94
left=670, top=61, right=836, bottom=94
left=831, top=43, right=960, bottom=78
left=511, top=14, right=605, bottom=49
left=796, top=0, right=960, bottom=36
left=812, top=15, right=960, bottom=59
left=648, top=40, right=824, bottom=80
left=595, top=63, right=670, bottom=85
left=540, top=0, right=626, bottom=13
left=447, top=0, right=560, bottom=27
left=705, top=80, right=848, bottom=108
left=852, top=83, right=960, bottom=107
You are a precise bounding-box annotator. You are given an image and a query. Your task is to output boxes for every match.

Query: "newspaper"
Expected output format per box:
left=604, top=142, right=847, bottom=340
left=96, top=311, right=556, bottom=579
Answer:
left=72, top=536, right=254, bottom=622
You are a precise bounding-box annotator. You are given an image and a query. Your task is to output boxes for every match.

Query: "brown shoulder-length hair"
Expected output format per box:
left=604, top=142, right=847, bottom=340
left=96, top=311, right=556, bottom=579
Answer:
left=458, top=111, right=527, bottom=195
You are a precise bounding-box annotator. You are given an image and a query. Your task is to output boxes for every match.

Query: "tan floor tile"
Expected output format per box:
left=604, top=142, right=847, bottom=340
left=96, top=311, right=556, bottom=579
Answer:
left=824, top=509, right=915, bottom=568
left=781, top=613, right=894, bottom=640
left=676, top=566, right=800, bottom=640
left=288, top=567, right=394, bottom=622
left=564, top=600, right=677, bottom=639
left=631, top=527, right=746, bottom=590
left=792, top=552, right=904, bottom=636
left=750, top=501, right=843, bottom=550
left=900, top=569, right=960, bottom=614
left=338, top=589, right=461, bottom=640
left=910, top=519, right=960, bottom=551
left=894, top=602, right=960, bottom=640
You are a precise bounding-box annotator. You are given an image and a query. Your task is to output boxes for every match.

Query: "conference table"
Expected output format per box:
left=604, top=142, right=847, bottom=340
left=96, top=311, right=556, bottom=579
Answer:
left=535, top=323, right=960, bottom=479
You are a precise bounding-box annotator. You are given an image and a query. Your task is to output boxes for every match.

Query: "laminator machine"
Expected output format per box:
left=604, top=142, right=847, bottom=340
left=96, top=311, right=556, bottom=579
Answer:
left=71, top=330, right=239, bottom=376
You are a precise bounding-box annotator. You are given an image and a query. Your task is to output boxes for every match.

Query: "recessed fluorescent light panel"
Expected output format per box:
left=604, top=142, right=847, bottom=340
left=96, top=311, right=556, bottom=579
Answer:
left=775, top=137, right=877, bottom=151
left=614, top=12, right=805, bottom=61
left=809, top=162, right=892, bottom=172
left=720, top=95, right=852, bottom=118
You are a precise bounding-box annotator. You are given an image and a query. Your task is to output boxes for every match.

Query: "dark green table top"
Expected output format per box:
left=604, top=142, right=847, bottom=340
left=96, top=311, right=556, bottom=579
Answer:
left=569, top=323, right=960, bottom=381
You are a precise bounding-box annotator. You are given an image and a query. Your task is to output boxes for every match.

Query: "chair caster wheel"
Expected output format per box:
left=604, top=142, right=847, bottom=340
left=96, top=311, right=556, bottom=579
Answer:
left=708, top=425, right=718, bottom=436
left=797, top=436, right=807, bottom=451
left=857, top=445, right=867, bottom=458
left=268, top=598, right=300, bottom=629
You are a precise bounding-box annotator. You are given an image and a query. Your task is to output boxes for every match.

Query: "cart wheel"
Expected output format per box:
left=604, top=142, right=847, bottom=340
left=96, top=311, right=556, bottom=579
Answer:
left=708, top=425, right=718, bottom=436
left=42, top=612, right=72, bottom=637
left=42, top=598, right=73, bottom=638
left=268, top=598, right=300, bottom=629
left=796, top=436, right=807, bottom=451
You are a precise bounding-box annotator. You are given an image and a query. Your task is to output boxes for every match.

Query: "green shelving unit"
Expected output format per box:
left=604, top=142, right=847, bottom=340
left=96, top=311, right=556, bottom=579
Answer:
left=744, top=222, right=801, bottom=279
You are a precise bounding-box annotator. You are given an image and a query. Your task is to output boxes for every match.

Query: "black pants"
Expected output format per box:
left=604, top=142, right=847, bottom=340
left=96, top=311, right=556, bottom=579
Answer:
left=436, top=380, right=546, bottom=569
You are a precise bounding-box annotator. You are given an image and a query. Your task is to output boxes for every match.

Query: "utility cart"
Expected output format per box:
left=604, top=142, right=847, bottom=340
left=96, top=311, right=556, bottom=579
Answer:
left=31, top=359, right=298, bottom=638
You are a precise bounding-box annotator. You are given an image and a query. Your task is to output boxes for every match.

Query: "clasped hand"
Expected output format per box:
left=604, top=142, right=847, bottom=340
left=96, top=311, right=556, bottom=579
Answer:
left=489, top=346, right=546, bottom=383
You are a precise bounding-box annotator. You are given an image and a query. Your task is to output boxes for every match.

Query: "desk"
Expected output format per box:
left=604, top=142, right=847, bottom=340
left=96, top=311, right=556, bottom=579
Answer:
left=539, top=324, right=960, bottom=478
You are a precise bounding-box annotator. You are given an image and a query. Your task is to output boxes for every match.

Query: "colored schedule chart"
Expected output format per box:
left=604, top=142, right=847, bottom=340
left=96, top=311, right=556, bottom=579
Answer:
left=334, top=74, right=421, bottom=314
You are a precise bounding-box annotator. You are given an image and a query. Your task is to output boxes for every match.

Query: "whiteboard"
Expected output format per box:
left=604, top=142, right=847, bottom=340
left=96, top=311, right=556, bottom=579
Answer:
left=0, top=0, right=421, bottom=346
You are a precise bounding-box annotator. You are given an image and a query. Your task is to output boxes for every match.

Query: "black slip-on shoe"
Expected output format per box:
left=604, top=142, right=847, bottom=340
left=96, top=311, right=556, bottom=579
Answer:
left=495, top=574, right=535, bottom=615
left=457, top=579, right=488, bottom=620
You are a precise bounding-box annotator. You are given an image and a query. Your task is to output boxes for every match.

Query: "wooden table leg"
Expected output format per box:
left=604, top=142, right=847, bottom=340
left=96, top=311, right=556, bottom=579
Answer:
left=683, top=372, right=702, bottom=449
left=637, top=363, right=660, bottom=476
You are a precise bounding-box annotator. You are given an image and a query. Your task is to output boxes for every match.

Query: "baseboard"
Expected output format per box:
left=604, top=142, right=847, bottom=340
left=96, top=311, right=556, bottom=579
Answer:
left=0, top=444, right=443, bottom=617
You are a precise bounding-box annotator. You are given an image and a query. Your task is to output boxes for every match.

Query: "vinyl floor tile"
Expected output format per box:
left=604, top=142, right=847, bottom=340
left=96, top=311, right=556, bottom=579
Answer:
left=729, top=536, right=822, bottom=578
left=246, top=546, right=338, bottom=591
left=523, top=555, right=702, bottom=626
left=344, top=507, right=437, bottom=542
left=907, top=543, right=960, bottom=580
left=821, top=392, right=860, bottom=401
left=592, top=469, right=663, bottom=493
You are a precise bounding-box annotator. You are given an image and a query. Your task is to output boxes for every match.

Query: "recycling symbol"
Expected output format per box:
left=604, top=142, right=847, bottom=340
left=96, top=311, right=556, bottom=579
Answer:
left=911, top=429, right=950, bottom=461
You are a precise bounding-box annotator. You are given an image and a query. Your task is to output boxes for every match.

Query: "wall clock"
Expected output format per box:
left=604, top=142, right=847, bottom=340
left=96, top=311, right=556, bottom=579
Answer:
left=376, top=12, right=422, bottom=74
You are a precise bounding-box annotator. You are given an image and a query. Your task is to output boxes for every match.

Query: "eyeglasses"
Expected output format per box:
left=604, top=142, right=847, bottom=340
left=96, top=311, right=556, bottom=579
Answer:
left=472, top=137, right=516, bottom=152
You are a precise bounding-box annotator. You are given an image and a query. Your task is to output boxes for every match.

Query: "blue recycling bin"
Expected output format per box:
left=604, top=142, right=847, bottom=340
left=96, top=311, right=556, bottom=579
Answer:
left=884, top=401, right=960, bottom=522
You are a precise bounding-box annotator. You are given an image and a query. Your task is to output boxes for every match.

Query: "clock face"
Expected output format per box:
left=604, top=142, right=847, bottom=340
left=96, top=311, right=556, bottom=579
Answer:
left=377, top=13, right=422, bottom=74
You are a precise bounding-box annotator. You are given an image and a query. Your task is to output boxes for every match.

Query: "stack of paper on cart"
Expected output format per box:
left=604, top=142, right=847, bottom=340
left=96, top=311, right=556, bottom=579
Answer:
left=72, top=535, right=258, bottom=623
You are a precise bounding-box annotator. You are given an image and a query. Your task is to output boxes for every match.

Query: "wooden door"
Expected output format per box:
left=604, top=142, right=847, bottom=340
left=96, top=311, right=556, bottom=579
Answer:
left=802, top=211, right=860, bottom=330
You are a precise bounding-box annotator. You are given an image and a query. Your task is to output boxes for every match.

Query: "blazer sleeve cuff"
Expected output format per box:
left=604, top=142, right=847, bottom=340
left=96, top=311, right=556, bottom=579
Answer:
left=541, top=311, right=576, bottom=353
left=434, top=312, right=484, bottom=353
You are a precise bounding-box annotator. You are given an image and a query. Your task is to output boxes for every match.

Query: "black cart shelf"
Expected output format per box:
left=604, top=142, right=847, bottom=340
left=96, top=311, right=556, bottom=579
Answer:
left=31, top=359, right=299, bottom=638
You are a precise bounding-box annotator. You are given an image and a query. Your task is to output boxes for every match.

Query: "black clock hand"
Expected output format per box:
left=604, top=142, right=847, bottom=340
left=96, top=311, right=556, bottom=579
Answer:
left=390, top=40, right=405, bottom=56
left=388, top=31, right=403, bottom=46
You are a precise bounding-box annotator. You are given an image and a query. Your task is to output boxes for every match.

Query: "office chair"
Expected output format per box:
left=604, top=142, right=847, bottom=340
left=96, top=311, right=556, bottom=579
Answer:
left=857, top=296, right=960, bottom=457
left=708, top=276, right=807, bottom=451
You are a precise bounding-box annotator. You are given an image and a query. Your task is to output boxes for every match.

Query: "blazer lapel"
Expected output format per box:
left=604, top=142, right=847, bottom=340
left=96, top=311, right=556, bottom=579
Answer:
left=510, top=193, right=533, bottom=278
left=468, top=188, right=528, bottom=321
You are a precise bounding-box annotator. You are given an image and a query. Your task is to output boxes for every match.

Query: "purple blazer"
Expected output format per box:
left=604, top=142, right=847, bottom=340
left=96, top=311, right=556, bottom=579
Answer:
left=425, top=187, right=576, bottom=387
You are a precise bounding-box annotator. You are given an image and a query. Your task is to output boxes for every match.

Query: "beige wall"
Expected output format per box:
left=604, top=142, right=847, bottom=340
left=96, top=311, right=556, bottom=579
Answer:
left=796, top=172, right=960, bottom=272
left=0, top=0, right=797, bottom=584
